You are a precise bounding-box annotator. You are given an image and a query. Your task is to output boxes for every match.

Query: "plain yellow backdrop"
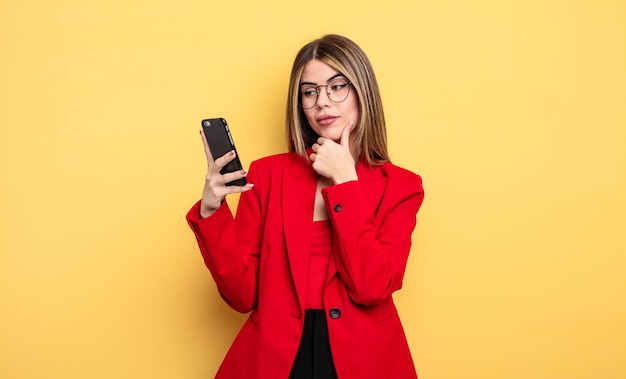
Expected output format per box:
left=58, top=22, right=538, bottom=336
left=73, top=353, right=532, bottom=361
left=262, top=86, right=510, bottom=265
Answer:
left=1, top=1, right=625, bottom=378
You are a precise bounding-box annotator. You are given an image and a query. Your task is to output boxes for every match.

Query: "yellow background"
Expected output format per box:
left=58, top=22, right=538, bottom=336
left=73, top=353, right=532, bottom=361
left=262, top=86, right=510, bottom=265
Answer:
left=1, top=1, right=625, bottom=378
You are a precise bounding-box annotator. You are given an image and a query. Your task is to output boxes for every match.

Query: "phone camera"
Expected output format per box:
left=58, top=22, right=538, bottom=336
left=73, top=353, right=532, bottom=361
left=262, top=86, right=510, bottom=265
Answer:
left=202, top=120, right=211, bottom=127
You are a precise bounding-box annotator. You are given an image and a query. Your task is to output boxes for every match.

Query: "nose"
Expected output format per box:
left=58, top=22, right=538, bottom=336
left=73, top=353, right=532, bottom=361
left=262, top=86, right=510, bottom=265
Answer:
left=316, top=85, right=331, bottom=108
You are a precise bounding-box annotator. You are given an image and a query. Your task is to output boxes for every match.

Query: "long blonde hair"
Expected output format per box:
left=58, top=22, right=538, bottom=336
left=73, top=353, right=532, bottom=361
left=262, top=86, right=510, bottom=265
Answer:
left=285, top=34, right=389, bottom=166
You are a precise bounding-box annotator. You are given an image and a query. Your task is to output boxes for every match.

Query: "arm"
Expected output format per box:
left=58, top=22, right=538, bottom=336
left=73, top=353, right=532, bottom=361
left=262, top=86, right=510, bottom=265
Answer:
left=323, top=174, right=424, bottom=306
left=186, top=129, right=260, bottom=313
left=186, top=163, right=262, bottom=313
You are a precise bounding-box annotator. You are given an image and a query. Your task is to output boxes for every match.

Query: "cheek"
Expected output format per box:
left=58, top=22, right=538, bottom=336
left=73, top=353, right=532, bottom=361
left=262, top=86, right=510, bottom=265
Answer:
left=345, top=97, right=360, bottom=120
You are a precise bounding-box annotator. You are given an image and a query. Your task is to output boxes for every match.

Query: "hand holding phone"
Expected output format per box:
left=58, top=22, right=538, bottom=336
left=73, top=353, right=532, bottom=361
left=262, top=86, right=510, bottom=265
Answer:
left=199, top=118, right=252, bottom=218
left=201, top=118, right=246, bottom=186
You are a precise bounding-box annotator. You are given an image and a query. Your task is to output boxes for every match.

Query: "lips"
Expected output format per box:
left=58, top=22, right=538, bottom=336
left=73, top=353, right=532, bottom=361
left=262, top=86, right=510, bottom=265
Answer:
left=317, top=115, right=338, bottom=126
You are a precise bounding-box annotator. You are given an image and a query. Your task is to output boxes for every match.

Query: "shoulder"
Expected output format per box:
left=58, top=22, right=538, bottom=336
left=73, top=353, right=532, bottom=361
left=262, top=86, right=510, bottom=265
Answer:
left=247, top=152, right=310, bottom=179
left=249, top=152, right=304, bottom=170
left=377, top=161, right=424, bottom=195
left=380, top=161, right=420, bottom=180
left=362, top=160, right=422, bottom=186
left=250, top=152, right=293, bottom=167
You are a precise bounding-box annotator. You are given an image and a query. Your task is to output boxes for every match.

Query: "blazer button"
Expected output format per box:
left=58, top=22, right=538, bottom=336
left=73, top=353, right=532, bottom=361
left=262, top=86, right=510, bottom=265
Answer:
left=329, top=307, right=341, bottom=319
left=333, top=204, right=342, bottom=212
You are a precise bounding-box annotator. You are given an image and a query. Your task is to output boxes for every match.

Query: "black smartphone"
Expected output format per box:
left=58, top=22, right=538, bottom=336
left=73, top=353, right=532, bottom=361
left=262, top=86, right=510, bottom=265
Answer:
left=201, top=118, right=246, bottom=186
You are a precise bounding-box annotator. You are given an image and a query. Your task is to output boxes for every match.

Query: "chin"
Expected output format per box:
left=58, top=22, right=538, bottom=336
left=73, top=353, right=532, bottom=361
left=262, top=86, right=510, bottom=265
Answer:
left=315, top=129, right=342, bottom=141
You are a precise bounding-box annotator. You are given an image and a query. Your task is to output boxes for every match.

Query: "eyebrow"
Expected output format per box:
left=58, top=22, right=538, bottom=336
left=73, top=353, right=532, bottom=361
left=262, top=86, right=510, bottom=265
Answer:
left=300, top=73, right=345, bottom=87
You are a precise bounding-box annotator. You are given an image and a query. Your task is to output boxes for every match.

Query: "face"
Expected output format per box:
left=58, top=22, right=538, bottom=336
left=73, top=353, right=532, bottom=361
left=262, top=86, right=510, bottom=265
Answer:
left=300, top=59, right=359, bottom=142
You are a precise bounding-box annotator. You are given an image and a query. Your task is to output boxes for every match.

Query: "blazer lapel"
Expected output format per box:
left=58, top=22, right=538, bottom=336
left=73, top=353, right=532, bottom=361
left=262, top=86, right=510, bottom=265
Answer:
left=282, top=154, right=317, bottom=314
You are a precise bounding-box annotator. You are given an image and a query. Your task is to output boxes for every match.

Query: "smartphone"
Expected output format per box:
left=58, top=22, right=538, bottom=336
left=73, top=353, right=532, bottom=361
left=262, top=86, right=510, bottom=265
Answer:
left=201, top=118, right=246, bottom=186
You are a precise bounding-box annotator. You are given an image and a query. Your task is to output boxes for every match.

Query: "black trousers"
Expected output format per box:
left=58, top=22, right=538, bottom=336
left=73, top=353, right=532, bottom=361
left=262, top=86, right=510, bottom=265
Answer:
left=289, top=309, right=338, bottom=379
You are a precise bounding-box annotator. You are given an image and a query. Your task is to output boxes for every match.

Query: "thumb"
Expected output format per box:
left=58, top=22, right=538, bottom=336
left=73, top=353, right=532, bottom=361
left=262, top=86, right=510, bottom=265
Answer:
left=340, top=121, right=354, bottom=149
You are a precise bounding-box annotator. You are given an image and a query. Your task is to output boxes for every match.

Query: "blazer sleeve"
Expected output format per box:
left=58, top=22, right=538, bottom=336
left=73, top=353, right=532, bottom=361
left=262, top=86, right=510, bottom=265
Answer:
left=186, top=162, right=263, bottom=313
left=322, top=171, right=424, bottom=306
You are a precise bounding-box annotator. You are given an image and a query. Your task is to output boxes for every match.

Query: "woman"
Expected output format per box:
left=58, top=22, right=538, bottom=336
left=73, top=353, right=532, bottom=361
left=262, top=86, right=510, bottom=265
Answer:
left=187, top=34, right=424, bottom=379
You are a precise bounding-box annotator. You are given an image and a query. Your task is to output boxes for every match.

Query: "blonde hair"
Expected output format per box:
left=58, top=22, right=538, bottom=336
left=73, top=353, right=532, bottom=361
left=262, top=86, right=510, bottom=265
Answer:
left=285, top=34, right=389, bottom=166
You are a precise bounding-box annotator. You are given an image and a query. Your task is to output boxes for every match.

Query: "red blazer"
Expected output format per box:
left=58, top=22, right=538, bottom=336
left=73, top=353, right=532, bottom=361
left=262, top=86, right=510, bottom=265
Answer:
left=187, top=152, right=424, bottom=379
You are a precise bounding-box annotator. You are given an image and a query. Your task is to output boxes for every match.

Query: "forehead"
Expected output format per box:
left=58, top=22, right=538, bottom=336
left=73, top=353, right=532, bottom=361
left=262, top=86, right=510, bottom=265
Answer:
left=300, top=59, right=340, bottom=84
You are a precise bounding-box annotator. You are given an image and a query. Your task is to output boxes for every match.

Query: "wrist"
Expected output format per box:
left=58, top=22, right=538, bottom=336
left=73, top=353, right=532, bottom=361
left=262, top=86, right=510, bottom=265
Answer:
left=333, top=171, right=358, bottom=185
left=200, top=201, right=220, bottom=219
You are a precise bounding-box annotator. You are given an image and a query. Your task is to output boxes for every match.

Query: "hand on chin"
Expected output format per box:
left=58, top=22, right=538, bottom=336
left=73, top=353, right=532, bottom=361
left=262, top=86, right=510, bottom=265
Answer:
left=316, top=124, right=346, bottom=142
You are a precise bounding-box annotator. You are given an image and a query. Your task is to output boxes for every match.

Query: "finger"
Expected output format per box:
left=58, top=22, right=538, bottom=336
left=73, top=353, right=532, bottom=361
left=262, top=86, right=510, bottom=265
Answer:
left=213, top=150, right=237, bottom=171
left=216, top=182, right=255, bottom=198
left=340, top=121, right=354, bottom=149
left=200, top=129, right=215, bottom=165
left=219, top=169, right=248, bottom=185
left=238, top=183, right=255, bottom=192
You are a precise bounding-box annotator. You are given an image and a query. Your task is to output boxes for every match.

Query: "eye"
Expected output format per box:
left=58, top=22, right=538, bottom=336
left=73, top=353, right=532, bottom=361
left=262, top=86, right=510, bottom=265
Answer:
left=301, top=88, right=317, bottom=98
left=330, top=80, right=349, bottom=91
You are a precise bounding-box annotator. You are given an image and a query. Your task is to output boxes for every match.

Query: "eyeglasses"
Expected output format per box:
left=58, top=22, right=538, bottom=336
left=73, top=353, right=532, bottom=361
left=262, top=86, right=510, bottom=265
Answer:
left=299, top=77, right=352, bottom=109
